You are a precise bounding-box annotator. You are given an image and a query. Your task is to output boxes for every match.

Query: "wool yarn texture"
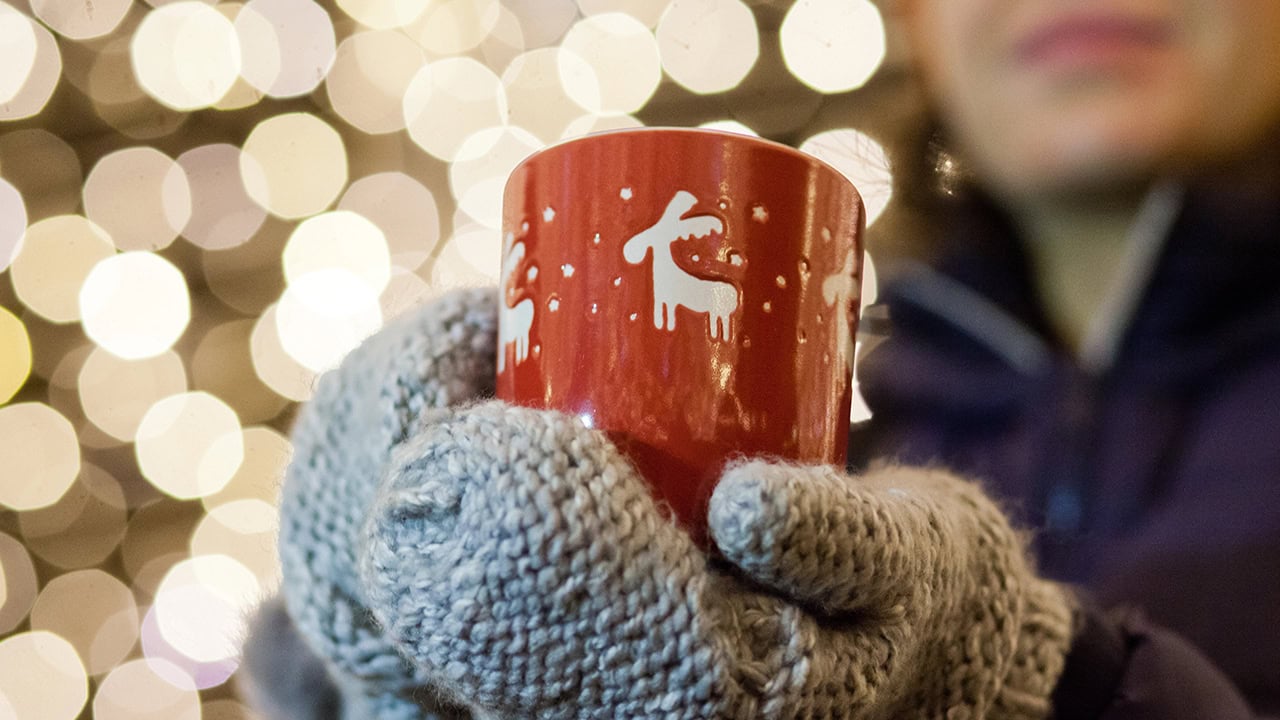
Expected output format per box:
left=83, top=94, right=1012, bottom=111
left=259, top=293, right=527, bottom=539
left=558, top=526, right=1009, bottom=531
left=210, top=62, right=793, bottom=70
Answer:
left=256, top=287, right=1076, bottom=719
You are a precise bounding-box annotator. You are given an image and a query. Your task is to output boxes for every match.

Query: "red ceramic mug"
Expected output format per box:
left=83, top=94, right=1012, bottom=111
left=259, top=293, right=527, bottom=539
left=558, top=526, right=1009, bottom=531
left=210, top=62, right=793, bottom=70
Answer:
left=495, top=127, right=864, bottom=547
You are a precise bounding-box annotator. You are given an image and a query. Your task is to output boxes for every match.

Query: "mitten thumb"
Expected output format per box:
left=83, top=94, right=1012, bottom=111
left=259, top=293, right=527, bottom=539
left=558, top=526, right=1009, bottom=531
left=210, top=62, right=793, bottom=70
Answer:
left=708, top=460, right=947, bottom=615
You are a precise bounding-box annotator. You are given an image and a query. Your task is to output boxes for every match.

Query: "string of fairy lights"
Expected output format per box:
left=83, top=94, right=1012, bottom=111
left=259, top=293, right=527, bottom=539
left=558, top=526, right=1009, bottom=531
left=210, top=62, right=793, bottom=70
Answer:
left=0, top=0, right=896, bottom=717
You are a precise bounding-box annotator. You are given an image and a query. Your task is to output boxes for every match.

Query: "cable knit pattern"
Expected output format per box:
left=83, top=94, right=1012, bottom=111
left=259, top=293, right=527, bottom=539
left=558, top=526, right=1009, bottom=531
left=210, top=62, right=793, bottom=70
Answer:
left=275, top=286, right=496, bottom=718
left=360, top=402, right=1076, bottom=719
left=250, top=286, right=1076, bottom=720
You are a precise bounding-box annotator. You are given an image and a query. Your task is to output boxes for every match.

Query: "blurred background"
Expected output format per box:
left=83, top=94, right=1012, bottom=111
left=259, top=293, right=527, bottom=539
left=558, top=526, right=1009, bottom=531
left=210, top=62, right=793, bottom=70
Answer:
left=0, top=0, right=915, bottom=716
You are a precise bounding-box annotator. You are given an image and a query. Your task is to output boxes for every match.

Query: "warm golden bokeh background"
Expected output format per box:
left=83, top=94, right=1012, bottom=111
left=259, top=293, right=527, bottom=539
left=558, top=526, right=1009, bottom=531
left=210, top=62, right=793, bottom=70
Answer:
left=0, top=1, right=913, bottom=716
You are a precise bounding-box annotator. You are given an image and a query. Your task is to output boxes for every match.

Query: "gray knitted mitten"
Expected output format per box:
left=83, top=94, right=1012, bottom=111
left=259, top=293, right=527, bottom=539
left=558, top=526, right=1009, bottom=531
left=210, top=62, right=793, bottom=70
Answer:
left=360, top=402, right=1077, bottom=719
left=270, top=286, right=498, bottom=718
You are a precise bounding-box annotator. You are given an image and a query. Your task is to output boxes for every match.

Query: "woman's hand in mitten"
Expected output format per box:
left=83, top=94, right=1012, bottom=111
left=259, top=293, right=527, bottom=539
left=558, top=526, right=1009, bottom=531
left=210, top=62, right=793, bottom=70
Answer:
left=259, top=287, right=498, bottom=718
left=360, top=401, right=1077, bottom=719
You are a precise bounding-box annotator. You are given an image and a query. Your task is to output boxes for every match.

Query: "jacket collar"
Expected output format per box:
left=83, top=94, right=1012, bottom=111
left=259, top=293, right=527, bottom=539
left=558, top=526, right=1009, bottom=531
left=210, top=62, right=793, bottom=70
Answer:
left=862, top=170, right=1280, bottom=413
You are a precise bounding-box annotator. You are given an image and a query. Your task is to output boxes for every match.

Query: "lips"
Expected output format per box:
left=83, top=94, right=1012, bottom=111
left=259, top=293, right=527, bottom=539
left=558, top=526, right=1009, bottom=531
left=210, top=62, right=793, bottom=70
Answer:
left=1014, top=14, right=1173, bottom=68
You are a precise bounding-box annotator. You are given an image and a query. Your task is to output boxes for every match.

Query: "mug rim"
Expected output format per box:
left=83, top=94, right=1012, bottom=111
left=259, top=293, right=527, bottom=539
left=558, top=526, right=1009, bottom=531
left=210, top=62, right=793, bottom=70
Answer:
left=507, top=126, right=862, bottom=204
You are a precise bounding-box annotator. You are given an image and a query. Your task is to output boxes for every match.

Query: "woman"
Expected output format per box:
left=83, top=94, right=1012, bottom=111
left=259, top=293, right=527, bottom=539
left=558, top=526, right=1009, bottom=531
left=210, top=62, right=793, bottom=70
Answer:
left=855, top=0, right=1280, bottom=712
left=241, top=1, right=1280, bottom=717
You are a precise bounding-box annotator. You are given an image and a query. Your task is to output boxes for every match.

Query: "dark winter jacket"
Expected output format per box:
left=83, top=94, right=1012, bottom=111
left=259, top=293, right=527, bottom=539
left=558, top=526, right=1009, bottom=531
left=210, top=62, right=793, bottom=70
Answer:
left=850, top=172, right=1280, bottom=717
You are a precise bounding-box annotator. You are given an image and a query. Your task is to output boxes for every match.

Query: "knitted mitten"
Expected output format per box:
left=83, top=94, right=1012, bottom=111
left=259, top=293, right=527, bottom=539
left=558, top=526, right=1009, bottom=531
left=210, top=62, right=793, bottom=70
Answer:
left=361, top=402, right=1077, bottom=719
left=266, top=286, right=498, bottom=719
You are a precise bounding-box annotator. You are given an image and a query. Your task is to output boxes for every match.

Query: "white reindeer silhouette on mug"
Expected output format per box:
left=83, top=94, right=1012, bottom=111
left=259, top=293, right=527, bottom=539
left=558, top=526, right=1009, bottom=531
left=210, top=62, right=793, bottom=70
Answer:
left=498, top=233, right=535, bottom=372
left=623, top=190, right=740, bottom=340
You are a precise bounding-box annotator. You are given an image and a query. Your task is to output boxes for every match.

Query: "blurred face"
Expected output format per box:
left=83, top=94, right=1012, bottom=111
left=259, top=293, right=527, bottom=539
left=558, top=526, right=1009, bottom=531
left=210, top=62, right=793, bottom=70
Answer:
left=904, top=0, right=1280, bottom=201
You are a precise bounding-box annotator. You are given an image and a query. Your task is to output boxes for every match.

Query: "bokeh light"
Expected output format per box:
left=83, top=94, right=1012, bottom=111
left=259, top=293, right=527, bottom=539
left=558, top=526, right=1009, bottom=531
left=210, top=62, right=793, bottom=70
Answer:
left=31, top=0, right=131, bottom=40
left=135, top=391, right=245, bottom=499
left=30, top=569, right=140, bottom=675
left=380, top=267, right=434, bottom=320
left=241, top=112, right=348, bottom=219
left=656, top=0, right=758, bottom=95
left=0, top=533, right=37, bottom=634
left=282, top=210, right=391, bottom=297
left=235, top=0, right=336, bottom=98
left=249, top=304, right=318, bottom=401
left=432, top=221, right=503, bottom=288
left=86, top=35, right=148, bottom=107
left=502, top=48, right=593, bottom=143
left=338, top=172, right=440, bottom=272
left=140, top=599, right=240, bottom=691
left=177, top=144, right=269, bottom=251
left=79, top=348, right=188, bottom=440
left=781, top=0, right=886, bottom=93
left=192, top=321, right=290, bottom=425
left=89, top=34, right=194, bottom=140
left=0, top=16, right=60, bottom=121
left=10, top=215, right=114, bottom=324
left=561, top=110, right=642, bottom=139
left=0, top=177, right=24, bottom=272
left=93, top=658, right=203, bottom=719
left=276, top=270, right=383, bottom=372
left=577, top=0, right=667, bottom=28
left=336, top=0, right=428, bottom=31
left=0, top=631, right=88, bottom=720
left=201, top=426, right=290, bottom=509
left=121, top=500, right=203, bottom=594
left=0, top=2, right=37, bottom=104
left=799, top=128, right=893, bottom=226
left=200, top=224, right=288, bottom=315
left=403, top=0, right=500, bottom=55
left=326, top=30, right=426, bottom=135
left=0, top=403, right=81, bottom=511
left=83, top=147, right=193, bottom=252
left=505, top=0, right=577, bottom=48
left=477, top=3, right=526, bottom=71
left=131, top=1, right=242, bottom=110
left=559, top=12, right=661, bottom=114
left=192, top=499, right=281, bottom=592
left=18, top=463, right=128, bottom=570
left=213, top=4, right=267, bottom=112
left=154, top=554, right=262, bottom=664
left=0, top=306, right=31, bottom=404
left=79, top=252, right=192, bottom=360
left=404, top=57, right=507, bottom=162
left=450, top=126, right=543, bottom=229
left=698, top=119, right=759, bottom=136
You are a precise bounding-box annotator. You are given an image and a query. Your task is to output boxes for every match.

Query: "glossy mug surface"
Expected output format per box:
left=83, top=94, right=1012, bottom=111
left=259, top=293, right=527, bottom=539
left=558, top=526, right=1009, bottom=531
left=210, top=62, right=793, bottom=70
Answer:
left=496, top=127, right=864, bottom=547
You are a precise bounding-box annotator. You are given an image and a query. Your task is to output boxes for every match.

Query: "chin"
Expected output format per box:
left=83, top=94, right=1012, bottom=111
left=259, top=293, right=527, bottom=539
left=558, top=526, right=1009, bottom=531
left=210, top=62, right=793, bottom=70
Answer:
left=988, top=120, right=1185, bottom=200
left=980, top=146, right=1162, bottom=204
